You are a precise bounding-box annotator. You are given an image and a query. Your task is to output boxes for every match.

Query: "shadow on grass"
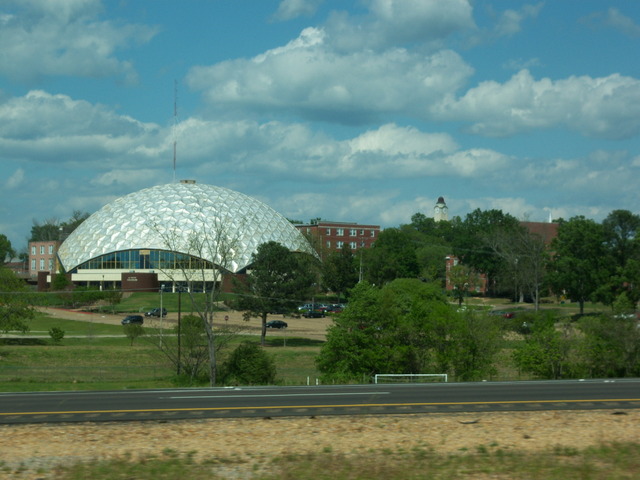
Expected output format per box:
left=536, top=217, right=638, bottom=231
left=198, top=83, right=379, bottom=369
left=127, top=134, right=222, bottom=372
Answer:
left=263, top=337, right=324, bottom=347
left=0, top=338, right=49, bottom=346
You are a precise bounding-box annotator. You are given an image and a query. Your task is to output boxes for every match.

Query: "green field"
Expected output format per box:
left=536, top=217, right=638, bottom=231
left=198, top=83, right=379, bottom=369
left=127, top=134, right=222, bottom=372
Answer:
left=16, top=442, right=640, bottom=479
left=0, top=310, right=324, bottom=391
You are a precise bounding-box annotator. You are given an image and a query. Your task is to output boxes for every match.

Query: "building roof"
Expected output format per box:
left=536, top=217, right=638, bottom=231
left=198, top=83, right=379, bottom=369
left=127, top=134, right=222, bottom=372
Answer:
left=520, top=221, right=559, bottom=244
left=57, top=182, right=315, bottom=273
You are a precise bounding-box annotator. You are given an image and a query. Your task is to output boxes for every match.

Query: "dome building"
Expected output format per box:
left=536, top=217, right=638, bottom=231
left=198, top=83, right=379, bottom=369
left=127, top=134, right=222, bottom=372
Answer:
left=56, top=181, right=316, bottom=292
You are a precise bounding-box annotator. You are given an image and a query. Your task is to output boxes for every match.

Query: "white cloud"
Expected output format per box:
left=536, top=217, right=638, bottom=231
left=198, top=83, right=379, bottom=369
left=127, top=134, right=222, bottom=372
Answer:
left=581, top=8, right=640, bottom=38
left=326, top=0, right=475, bottom=51
left=187, top=29, right=473, bottom=124
left=433, top=70, right=640, bottom=139
left=5, top=167, right=24, bottom=189
left=493, top=3, right=543, bottom=37
left=272, top=0, right=323, bottom=21
left=0, top=90, right=165, bottom=167
left=0, top=0, right=157, bottom=82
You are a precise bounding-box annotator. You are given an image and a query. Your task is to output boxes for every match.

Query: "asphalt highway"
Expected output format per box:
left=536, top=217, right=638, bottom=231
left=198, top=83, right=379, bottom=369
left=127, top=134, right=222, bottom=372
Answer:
left=1, top=379, right=639, bottom=424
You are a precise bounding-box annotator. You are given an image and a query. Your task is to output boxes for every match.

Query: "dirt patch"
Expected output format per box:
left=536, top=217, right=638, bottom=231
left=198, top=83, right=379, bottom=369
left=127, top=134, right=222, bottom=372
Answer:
left=0, top=410, right=637, bottom=479
left=38, top=307, right=332, bottom=341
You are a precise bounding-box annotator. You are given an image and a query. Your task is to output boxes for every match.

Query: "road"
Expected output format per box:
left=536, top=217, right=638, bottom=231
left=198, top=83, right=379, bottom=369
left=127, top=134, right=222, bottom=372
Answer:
left=1, top=379, right=639, bottom=424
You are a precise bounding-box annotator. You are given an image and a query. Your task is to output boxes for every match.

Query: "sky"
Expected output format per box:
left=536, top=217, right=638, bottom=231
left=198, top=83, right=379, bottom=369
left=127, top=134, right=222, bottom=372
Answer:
left=1, top=0, right=640, bottom=250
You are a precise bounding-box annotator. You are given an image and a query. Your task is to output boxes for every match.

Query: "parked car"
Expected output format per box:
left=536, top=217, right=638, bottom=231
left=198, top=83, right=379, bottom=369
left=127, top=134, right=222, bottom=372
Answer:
left=303, top=309, right=325, bottom=318
left=121, top=315, right=144, bottom=325
left=145, top=307, right=167, bottom=317
left=266, top=320, right=288, bottom=329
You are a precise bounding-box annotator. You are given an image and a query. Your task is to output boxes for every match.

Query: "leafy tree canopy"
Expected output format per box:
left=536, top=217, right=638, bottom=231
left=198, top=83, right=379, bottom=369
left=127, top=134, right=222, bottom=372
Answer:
left=363, top=228, right=419, bottom=285
left=0, top=266, right=34, bottom=334
left=29, top=210, right=90, bottom=242
left=0, top=234, right=15, bottom=263
left=234, top=241, right=317, bottom=345
left=317, top=279, right=502, bottom=382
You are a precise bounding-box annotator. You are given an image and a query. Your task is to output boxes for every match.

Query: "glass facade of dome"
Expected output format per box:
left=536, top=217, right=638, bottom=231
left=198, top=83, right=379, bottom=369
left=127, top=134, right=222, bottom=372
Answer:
left=57, top=182, right=316, bottom=274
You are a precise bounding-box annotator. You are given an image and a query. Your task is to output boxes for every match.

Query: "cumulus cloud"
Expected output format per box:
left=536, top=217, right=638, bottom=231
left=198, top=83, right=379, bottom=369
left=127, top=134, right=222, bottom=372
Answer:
left=433, top=70, right=640, bottom=139
left=0, top=0, right=157, bottom=82
left=272, top=0, right=323, bottom=21
left=493, top=2, right=543, bottom=37
left=0, top=90, right=164, bottom=167
left=326, top=0, right=475, bottom=51
left=187, top=28, right=473, bottom=124
left=581, top=7, right=640, bottom=38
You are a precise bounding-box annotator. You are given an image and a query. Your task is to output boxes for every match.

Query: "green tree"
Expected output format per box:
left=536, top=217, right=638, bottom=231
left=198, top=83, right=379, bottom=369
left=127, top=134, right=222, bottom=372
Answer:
left=548, top=217, right=610, bottom=314
left=596, top=210, right=640, bottom=306
left=451, top=209, right=521, bottom=295
left=363, top=228, right=419, bottom=285
left=316, top=279, right=503, bottom=382
left=0, top=266, right=33, bottom=334
left=448, top=264, right=480, bottom=306
left=512, top=314, right=575, bottom=379
left=234, top=241, right=316, bottom=345
left=123, top=324, right=144, bottom=346
left=219, top=341, right=277, bottom=385
left=578, top=314, right=640, bottom=378
left=48, top=327, right=65, bottom=344
left=322, top=244, right=359, bottom=302
left=448, top=310, right=503, bottom=381
left=0, top=234, right=15, bottom=263
left=29, top=211, right=91, bottom=242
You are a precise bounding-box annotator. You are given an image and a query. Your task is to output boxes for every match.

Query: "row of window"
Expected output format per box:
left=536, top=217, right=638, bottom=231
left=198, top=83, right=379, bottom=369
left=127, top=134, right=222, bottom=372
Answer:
left=325, top=228, right=376, bottom=237
left=326, top=241, right=364, bottom=249
left=31, top=258, right=54, bottom=271
left=77, top=249, right=214, bottom=272
left=31, top=245, right=55, bottom=255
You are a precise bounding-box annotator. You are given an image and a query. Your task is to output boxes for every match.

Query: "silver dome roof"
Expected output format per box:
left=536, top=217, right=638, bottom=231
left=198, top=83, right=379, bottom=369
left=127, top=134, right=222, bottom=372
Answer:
left=57, top=182, right=315, bottom=273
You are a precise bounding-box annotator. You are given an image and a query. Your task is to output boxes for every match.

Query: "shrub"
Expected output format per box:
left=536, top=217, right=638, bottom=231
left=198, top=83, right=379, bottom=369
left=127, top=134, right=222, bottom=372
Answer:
left=219, top=341, right=277, bottom=385
left=48, top=326, right=65, bottom=344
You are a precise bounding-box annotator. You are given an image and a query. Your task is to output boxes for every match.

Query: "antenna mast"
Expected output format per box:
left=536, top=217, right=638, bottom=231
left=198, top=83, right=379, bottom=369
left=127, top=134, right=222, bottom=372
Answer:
left=173, top=79, right=178, bottom=183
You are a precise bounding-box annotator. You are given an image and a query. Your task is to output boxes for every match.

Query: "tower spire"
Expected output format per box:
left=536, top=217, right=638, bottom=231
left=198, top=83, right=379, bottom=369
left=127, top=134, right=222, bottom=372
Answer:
left=173, top=79, right=178, bottom=183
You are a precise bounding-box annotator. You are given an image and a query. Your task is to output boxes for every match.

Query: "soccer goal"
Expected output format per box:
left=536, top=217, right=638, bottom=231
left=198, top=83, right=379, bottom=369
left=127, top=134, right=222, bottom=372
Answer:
left=374, top=374, right=448, bottom=384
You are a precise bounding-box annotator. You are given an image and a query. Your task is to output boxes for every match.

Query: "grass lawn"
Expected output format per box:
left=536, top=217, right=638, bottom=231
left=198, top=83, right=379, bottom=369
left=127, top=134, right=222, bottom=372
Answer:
left=0, top=310, right=324, bottom=391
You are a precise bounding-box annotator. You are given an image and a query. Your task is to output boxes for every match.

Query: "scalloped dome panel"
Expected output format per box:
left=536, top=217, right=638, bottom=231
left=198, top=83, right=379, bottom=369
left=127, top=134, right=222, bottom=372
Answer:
left=57, top=183, right=315, bottom=273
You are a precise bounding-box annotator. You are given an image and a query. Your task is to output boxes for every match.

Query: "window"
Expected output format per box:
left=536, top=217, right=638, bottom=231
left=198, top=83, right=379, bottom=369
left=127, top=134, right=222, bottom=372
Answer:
left=325, top=228, right=331, bottom=235
left=326, top=241, right=331, bottom=249
left=31, top=259, right=36, bottom=270
left=337, top=228, right=344, bottom=236
left=48, top=245, right=54, bottom=254
left=336, top=241, right=344, bottom=249
left=40, top=246, right=45, bottom=255
left=39, top=259, right=45, bottom=270
left=350, top=242, right=357, bottom=249
left=48, top=259, right=54, bottom=270
left=349, top=229, right=357, bottom=236
left=370, top=230, right=376, bottom=237
left=31, top=246, right=36, bottom=255
left=360, top=229, right=364, bottom=235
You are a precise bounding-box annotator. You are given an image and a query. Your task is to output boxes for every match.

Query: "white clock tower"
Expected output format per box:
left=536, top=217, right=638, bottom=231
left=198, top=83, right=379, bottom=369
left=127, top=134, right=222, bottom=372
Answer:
left=434, top=196, right=448, bottom=222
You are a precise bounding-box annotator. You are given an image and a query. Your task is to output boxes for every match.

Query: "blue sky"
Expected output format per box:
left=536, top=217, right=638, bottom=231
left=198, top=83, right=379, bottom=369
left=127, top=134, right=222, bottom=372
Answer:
left=1, top=0, right=639, bottom=250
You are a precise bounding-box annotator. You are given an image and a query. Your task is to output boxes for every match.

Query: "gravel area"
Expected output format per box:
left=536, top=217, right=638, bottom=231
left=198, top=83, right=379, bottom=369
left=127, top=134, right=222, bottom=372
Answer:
left=1, top=410, right=638, bottom=479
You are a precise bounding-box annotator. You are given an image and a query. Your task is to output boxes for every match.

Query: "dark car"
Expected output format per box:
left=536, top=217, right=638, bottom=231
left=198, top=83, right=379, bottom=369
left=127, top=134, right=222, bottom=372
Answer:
left=265, top=320, right=288, bottom=329
left=145, top=307, right=167, bottom=317
left=303, top=309, right=325, bottom=318
left=121, top=315, right=144, bottom=325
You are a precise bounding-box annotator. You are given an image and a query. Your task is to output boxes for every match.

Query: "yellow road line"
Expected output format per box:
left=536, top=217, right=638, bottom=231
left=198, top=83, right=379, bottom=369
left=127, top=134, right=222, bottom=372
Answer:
left=1, top=398, right=639, bottom=417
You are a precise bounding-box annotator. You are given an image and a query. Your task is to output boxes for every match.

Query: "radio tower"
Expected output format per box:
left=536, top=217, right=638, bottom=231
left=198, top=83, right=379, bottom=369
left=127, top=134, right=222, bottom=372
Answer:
left=172, top=79, right=178, bottom=183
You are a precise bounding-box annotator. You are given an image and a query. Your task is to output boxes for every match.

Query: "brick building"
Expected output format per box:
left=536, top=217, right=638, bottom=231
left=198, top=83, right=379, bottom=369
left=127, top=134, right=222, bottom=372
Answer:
left=28, top=240, right=61, bottom=280
left=295, top=221, right=380, bottom=258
